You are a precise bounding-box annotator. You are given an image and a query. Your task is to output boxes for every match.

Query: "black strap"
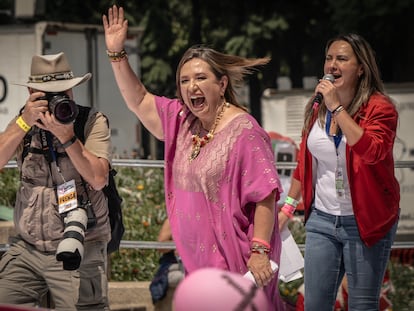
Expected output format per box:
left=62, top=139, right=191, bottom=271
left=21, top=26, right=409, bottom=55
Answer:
left=22, top=130, right=33, bottom=160
left=26, top=147, right=68, bottom=158
left=74, top=105, right=91, bottom=143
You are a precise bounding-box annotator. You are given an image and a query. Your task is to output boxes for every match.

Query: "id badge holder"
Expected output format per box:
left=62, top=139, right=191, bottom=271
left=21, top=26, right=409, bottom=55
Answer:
left=335, top=164, right=345, bottom=198
left=57, top=179, right=78, bottom=214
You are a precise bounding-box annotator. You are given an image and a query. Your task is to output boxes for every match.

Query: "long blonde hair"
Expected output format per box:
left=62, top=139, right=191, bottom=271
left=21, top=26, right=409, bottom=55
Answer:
left=303, top=33, right=386, bottom=133
left=175, top=45, right=270, bottom=110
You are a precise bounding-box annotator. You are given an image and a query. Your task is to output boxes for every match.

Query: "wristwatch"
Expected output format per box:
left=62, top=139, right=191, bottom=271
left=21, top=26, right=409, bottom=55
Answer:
left=61, top=135, right=77, bottom=149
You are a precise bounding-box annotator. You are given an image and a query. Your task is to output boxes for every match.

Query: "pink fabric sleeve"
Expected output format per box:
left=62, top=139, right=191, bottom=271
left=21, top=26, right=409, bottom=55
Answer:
left=231, top=117, right=283, bottom=208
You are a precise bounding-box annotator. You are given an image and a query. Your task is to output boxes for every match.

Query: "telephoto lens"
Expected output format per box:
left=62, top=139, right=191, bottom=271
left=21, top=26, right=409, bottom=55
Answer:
left=40, top=92, right=79, bottom=124
left=56, top=207, right=88, bottom=270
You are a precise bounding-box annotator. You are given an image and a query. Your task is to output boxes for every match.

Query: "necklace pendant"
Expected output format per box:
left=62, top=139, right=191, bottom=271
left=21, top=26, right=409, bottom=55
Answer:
left=189, top=144, right=201, bottom=161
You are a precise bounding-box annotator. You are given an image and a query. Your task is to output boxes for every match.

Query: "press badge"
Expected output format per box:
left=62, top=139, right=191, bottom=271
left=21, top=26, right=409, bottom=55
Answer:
left=57, top=179, right=78, bottom=214
left=335, top=166, right=345, bottom=198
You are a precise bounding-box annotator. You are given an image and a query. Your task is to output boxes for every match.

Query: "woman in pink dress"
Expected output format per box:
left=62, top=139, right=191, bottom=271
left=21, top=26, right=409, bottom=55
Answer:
left=103, top=5, right=284, bottom=309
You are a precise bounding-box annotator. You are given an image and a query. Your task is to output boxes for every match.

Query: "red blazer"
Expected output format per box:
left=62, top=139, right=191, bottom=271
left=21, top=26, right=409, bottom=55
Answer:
left=293, top=92, right=400, bottom=246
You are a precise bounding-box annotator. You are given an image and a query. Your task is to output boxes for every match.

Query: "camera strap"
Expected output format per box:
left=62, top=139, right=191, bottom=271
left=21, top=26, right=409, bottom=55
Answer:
left=39, top=129, right=67, bottom=183
left=40, top=129, right=56, bottom=164
left=79, top=176, right=97, bottom=229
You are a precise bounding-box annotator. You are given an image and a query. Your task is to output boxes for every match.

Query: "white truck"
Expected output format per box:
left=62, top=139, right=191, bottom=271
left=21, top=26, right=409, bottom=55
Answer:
left=261, top=84, right=414, bottom=240
left=0, top=21, right=146, bottom=158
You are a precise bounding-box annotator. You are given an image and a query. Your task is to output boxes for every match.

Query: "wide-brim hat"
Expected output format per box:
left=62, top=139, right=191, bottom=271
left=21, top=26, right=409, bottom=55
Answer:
left=14, top=52, right=91, bottom=92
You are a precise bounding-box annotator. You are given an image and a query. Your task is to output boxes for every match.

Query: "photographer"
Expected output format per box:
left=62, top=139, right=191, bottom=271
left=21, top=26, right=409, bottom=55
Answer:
left=0, top=52, right=112, bottom=311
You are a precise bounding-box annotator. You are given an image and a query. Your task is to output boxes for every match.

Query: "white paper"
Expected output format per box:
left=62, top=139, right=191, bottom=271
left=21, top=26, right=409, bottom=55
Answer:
left=243, top=260, right=278, bottom=285
left=279, top=226, right=304, bottom=282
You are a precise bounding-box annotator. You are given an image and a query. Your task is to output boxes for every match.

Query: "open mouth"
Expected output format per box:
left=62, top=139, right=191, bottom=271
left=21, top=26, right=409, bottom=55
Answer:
left=332, top=74, right=341, bottom=80
left=191, top=96, right=205, bottom=108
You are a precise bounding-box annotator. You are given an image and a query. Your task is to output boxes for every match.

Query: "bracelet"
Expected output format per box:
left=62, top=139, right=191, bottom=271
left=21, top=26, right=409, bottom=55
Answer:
left=106, top=49, right=128, bottom=62
left=281, top=208, right=294, bottom=219
left=16, top=116, right=31, bottom=133
left=250, top=244, right=271, bottom=255
left=285, top=196, right=299, bottom=208
left=61, top=135, right=77, bottom=149
left=251, top=237, right=271, bottom=249
left=332, top=105, right=345, bottom=116
left=281, top=204, right=295, bottom=219
left=282, top=203, right=296, bottom=214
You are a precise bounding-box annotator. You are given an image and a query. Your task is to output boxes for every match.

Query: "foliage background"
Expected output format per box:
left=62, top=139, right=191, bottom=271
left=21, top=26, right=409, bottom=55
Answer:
left=109, top=166, right=166, bottom=282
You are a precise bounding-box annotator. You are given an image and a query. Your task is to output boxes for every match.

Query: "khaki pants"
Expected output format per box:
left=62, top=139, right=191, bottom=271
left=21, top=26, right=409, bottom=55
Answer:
left=0, top=238, right=109, bottom=311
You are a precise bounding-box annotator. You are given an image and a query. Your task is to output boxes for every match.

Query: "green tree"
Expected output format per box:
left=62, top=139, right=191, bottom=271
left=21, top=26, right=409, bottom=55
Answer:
left=8, top=0, right=413, bottom=96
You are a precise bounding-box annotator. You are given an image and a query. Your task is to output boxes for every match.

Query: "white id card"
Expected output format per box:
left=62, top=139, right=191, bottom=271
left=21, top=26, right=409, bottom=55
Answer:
left=335, top=166, right=345, bottom=198
left=57, top=179, right=78, bottom=214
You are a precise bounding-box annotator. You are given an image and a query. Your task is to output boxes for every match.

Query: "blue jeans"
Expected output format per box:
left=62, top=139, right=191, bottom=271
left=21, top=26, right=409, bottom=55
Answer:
left=304, top=208, right=398, bottom=311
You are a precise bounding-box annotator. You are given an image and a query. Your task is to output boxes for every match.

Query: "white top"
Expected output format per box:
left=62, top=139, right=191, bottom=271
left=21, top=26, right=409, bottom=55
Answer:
left=307, top=117, right=353, bottom=216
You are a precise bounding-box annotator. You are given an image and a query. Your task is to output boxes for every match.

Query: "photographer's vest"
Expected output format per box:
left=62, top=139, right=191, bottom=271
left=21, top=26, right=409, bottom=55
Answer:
left=13, top=112, right=110, bottom=253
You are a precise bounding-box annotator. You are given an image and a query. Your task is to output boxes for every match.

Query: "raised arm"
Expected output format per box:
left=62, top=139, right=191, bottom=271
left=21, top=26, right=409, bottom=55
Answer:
left=102, top=5, right=163, bottom=140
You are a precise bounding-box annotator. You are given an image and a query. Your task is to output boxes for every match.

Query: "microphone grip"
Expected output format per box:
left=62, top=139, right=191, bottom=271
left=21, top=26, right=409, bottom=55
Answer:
left=312, top=92, right=323, bottom=109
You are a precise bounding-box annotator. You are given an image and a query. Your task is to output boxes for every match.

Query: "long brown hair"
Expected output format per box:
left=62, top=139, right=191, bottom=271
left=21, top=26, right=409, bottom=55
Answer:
left=303, top=33, right=386, bottom=132
left=175, top=45, right=270, bottom=110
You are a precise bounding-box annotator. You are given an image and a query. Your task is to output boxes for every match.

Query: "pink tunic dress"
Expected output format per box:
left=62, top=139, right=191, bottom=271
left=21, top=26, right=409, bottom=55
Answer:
left=156, top=96, right=284, bottom=308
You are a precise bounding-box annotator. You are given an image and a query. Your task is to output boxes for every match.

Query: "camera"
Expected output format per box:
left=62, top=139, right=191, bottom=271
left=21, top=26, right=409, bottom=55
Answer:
left=39, top=92, right=79, bottom=124
left=56, top=206, right=88, bottom=270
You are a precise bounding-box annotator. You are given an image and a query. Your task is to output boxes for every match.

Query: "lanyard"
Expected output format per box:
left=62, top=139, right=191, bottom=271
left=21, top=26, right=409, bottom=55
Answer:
left=326, top=112, right=346, bottom=198
left=325, top=111, right=342, bottom=151
left=40, top=129, right=64, bottom=178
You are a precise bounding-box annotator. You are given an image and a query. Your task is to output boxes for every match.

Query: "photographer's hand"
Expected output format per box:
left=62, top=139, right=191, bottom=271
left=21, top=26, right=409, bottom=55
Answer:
left=36, top=111, right=75, bottom=145
left=38, top=110, right=109, bottom=190
left=23, top=91, right=49, bottom=127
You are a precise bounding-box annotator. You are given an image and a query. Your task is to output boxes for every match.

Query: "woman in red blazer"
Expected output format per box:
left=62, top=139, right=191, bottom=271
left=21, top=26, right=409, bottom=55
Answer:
left=279, top=33, right=399, bottom=311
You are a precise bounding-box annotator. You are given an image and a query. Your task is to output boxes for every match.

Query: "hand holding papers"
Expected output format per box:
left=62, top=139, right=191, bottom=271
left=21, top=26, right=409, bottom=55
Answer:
left=243, top=226, right=304, bottom=284
left=279, top=226, right=304, bottom=282
left=243, top=260, right=279, bottom=285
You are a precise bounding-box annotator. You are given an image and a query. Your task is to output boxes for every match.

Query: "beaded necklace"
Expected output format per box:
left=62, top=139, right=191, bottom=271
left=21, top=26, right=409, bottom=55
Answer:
left=189, top=102, right=230, bottom=161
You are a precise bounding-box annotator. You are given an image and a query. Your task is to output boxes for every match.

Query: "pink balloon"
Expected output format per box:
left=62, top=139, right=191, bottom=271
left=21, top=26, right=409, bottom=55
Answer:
left=173, top=268, right=271, bottom=311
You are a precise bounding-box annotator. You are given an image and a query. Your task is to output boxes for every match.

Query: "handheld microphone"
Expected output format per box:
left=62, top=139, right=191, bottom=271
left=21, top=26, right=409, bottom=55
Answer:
left=312, top=74, right=335, bottom=109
